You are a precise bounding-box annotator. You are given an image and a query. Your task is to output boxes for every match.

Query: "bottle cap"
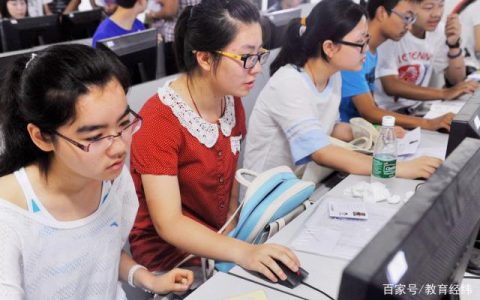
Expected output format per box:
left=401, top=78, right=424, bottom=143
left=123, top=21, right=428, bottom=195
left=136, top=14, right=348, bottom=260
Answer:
left=382, top=116, right=395, bottom=127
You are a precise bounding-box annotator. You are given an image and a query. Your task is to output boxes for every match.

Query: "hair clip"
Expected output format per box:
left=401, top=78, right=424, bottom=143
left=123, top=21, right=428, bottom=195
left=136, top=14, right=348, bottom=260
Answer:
left=25, top=53, right=37, bottom=69
left=299, top=17, right=307, bottom=36
left=300, top=17, right=307, bottom=26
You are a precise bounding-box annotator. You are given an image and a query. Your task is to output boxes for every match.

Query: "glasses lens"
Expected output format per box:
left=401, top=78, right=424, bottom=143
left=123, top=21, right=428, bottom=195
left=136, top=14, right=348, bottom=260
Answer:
left=407, top=13, right=416, bottom=24
left=245, top=55, right=258, bottom=69
left=129, top=118, right=142, bottom=135
left=259, top=51, right=270, bottom=65
left=88, top=116, right=142, bottom=153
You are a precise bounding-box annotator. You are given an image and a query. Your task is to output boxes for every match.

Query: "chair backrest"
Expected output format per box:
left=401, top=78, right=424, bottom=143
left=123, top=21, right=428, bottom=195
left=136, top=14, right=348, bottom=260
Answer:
left=238, top=48, right=280, bottom=168
left=127, top=73, right=179, bottom=113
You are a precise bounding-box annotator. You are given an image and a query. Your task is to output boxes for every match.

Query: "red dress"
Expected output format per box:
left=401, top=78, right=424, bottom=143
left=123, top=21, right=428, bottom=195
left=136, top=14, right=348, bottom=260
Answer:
left=129, top=85, right=246, bottom=271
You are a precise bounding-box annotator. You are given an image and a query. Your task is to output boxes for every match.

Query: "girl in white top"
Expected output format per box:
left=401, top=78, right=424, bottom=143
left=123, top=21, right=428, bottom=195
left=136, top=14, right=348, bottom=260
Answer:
left=0, top=44, right=193, bottom=299
left=245, top=0, right=442, bottom=180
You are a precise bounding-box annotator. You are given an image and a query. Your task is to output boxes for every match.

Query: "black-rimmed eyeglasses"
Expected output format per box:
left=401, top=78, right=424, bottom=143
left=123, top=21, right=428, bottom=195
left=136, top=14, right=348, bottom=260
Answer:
left=337, top=35, right=370, bottom=53
left=215, top=49, right=270, bottom=69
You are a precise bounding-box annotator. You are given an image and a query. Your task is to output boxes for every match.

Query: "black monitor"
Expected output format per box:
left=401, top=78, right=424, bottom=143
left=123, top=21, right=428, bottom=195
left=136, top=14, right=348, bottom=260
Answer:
left=61, top=8, right=105, bottom=40
left=446, top=91, right=480, bottom=156
left=97, top=28, right=158, bottom=85
left=0, top=15, right=61, bottom=52
left=263, top=7, right=301, bottom=49
left=338, top=138, right=480, bottom=300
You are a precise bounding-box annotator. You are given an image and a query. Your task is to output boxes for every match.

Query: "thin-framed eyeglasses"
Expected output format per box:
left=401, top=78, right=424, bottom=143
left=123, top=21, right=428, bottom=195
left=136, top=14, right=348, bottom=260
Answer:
left=215, top=48, right=270, bottom=69
left=337, top=34, right=370, bottom=53
left=53, top=107, right=143, bottom=153
left=390, top=9, right=417, bottom=25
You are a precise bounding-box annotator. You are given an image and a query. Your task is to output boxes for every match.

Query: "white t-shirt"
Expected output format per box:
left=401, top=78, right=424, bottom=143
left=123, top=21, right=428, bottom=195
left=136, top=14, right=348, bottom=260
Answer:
left=0, top=166, right=138, bottom=300
left=244, top=64, right=342, bottom=176
left=27, top=0, right=52, bottom=17
left=460, top=1, right=480, bottom=69
left=374, top=26, right=449, bottom=111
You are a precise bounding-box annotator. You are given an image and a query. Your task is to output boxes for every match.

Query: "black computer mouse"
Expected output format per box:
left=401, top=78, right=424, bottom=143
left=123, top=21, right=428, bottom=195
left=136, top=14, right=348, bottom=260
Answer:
left=437, top=127, right=449, bottom=134
left=261, top=259, right=309, bottom=289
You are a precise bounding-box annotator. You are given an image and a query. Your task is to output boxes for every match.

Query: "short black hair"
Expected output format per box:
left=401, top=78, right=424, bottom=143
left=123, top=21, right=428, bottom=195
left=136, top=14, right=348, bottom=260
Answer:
left=116, top=0, right=136, bottom=9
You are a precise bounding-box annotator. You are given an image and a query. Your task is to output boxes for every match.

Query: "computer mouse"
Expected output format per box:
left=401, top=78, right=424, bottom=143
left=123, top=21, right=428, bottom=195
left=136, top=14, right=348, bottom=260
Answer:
left=258, top=259, right=309, bottom=289
left=437, top=127, right=449, bottom=134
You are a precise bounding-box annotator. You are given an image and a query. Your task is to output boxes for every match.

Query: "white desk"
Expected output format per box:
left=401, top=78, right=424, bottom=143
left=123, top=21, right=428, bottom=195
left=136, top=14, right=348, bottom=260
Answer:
left=187, top=130, right=480, bottom=300
left=187, top=174, right=422, bottom=300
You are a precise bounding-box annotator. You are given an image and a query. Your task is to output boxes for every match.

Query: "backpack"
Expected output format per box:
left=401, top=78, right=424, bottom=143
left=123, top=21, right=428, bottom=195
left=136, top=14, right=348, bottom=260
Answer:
left=215, top=166, right=315, bottom=272
left=174, top=166, right=315, bottom=278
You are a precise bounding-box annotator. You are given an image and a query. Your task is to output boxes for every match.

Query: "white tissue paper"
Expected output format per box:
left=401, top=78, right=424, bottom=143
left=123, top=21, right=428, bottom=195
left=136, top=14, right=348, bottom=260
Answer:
left=345, top=181, right=402, bottom=204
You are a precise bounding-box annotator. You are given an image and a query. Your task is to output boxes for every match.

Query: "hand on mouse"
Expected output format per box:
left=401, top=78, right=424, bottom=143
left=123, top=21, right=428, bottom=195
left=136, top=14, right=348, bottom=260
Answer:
left=423, top=112, right=454, bottom=132
left=236, top=243, right=300, bottom=282
left=442, top=81, right=479, bottom=100
left=397, top=156, right=443, bottom=179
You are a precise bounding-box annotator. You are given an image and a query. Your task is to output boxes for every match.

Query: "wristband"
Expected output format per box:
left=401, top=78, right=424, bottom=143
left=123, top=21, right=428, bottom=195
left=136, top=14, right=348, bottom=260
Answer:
left=447, top=48, right=463, bottom=59
left=446, top=38, right=461, bottom=49
left=127, top=264, right=147, bottom=288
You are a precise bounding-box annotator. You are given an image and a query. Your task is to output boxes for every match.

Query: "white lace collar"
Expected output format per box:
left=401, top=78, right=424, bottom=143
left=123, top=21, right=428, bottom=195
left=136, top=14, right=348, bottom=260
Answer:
left=158, top=83, right=236, bottom=148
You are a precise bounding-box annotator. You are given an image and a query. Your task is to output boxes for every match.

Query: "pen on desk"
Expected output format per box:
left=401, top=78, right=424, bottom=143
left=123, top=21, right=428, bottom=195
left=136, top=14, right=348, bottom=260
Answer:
left=409, top=140, right=418, bottom=144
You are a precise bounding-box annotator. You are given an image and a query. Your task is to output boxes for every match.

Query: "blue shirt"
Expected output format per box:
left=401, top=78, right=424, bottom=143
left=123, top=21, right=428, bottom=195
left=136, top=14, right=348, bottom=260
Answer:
left=92, top=18, right=145, bottom=48
left=339, top=51, right=378, bottom=122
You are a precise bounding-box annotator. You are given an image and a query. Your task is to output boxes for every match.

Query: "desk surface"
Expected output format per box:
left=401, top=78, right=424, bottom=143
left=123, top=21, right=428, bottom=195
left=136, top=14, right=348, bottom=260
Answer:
left=187, top=130, right=480, bottom=300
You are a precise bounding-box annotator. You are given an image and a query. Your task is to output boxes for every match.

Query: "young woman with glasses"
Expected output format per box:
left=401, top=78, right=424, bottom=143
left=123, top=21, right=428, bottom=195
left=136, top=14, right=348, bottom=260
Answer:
left=0, top=44, right=193, bottom=299
left=244, top=0, right=442, bottom=182
left=129, top=0, right=301, bottom=286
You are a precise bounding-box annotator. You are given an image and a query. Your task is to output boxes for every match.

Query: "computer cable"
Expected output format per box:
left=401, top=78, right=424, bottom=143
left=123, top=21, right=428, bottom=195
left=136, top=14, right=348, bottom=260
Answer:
left=300, top=280, right=335, bottom=300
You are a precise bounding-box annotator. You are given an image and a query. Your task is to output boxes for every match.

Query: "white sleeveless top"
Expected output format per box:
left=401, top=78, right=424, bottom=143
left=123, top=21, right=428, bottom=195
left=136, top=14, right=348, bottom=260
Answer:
left=0, top=166, right=139, bottom=300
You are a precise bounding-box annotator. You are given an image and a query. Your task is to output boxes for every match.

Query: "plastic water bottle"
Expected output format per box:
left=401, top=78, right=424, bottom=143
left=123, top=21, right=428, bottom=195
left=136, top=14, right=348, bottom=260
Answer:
left=371, top=116, right=397, bottom=187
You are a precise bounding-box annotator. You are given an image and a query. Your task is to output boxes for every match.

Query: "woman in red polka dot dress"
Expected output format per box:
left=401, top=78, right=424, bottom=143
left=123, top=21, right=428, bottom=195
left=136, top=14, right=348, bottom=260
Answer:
left=129, top=0, right=301, bottom=286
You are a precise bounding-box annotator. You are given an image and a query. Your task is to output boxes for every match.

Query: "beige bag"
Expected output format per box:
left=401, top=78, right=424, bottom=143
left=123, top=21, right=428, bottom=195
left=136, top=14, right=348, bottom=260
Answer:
left=301, top=118, right=379, bottom=184
left=330, top=117, right=379, bottom=155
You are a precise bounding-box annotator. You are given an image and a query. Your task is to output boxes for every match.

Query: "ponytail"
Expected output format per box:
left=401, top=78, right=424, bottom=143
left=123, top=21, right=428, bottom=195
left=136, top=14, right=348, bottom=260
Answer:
left=270, top=17, right=306, bottom=76
left=174, top=5, right=195, bottom=73
left=0, top=56, right=44, bottom=176
left=270, top=0, right=366, bottom=76
left=452, top=0, right=477, bottom=15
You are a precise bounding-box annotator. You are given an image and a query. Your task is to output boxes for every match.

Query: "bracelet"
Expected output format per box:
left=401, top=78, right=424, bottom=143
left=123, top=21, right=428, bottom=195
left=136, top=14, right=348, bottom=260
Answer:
left=446, top=38, right=461, bottom=49
left=127, top=264, right=147, bottom=288
left=447, top=48, right=463, bottom=59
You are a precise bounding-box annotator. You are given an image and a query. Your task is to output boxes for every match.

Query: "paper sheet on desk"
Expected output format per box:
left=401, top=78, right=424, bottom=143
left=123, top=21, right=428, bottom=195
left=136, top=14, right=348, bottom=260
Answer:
left=397, top=127, right=420, bottom=156
left=423, top=101, right=466, bottom=119
left=291, top=197, right=398, bottom=260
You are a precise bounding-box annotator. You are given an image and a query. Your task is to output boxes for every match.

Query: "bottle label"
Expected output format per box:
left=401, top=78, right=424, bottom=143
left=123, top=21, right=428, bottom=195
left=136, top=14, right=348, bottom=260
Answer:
left=372, top=157, right=396, bottom=178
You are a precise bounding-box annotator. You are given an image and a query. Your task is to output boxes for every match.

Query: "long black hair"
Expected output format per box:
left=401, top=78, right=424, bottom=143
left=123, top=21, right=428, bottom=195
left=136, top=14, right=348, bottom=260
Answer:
left=270, top=0, right=366, bottom=75
left=0, top=44, right=130, bottom=176
left=174, top=0, right=261, bottom=74
left=452, top=0, right=477, bottom=15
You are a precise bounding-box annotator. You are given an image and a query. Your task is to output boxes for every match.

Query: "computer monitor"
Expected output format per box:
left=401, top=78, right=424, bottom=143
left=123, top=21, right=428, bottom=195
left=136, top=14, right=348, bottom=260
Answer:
left=263, top=7, right=302, bottom=49
left=262, top=0, right=311, bottom=11
left=61, top=8, right=105, bottom=40
left=338, top=138, right=480, bottom=300
left=97, top=28, right=158, bottom=85
left=446, top=91, right=480, bottom=156
left=0, top=15, right=61, bottom=52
